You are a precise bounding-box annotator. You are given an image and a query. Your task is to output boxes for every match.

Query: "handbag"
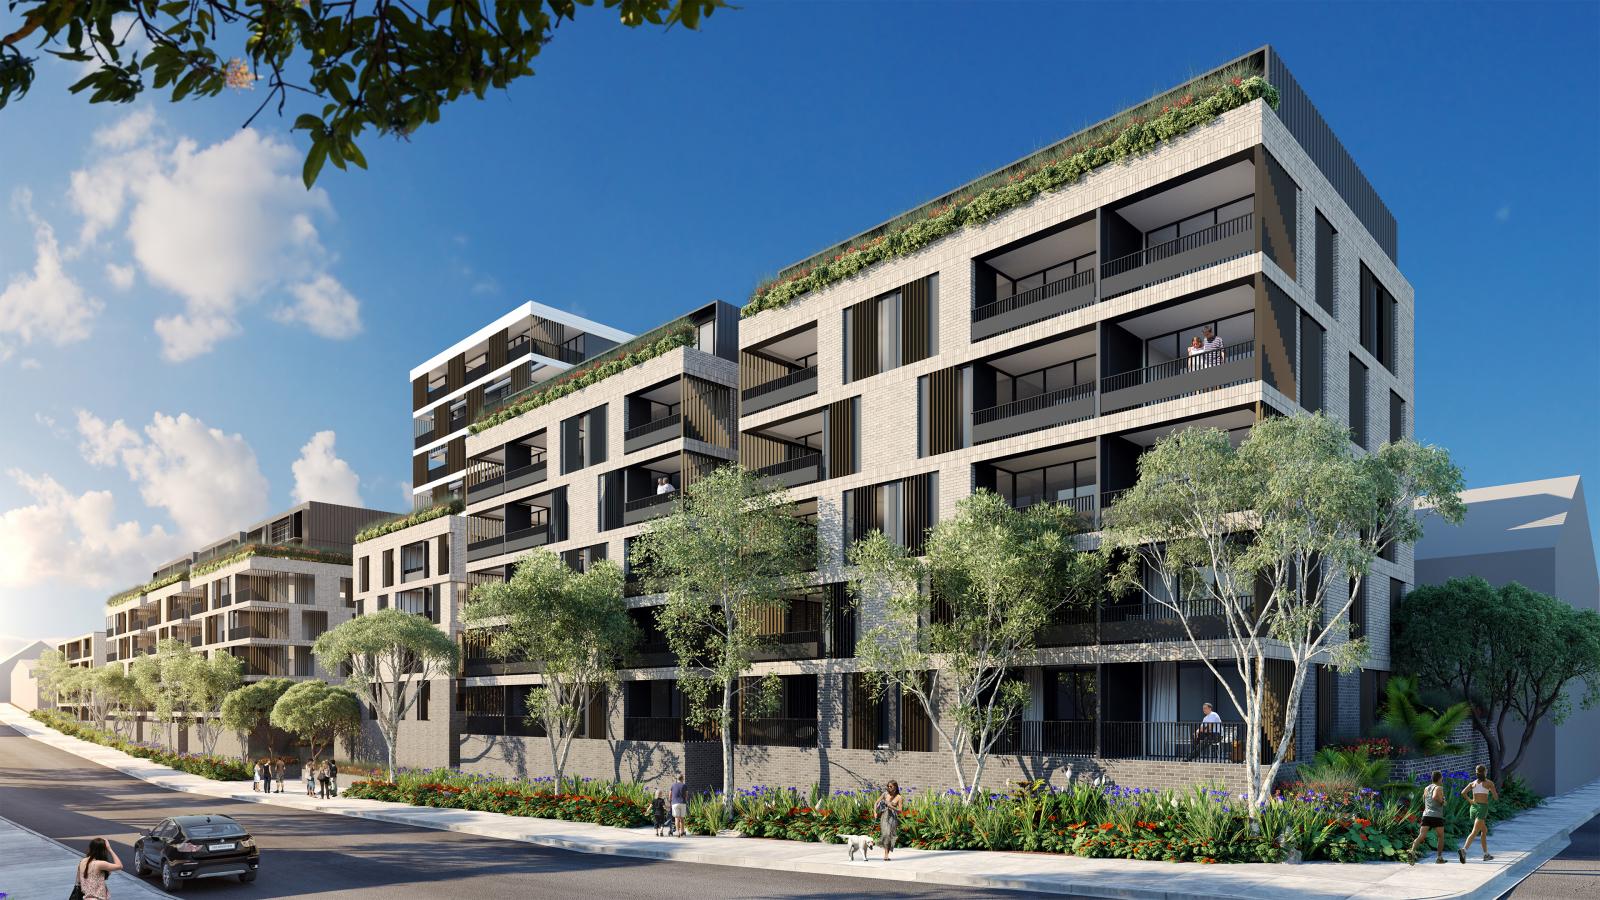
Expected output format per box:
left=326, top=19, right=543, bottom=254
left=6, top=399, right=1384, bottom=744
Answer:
left=69, top=860, right=84, bottom=899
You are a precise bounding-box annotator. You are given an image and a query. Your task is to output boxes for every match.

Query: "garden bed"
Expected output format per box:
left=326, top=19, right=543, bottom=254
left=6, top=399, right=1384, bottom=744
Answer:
left=28, top=710, right=251, bottom=781
left=337, top=767, right=1539, bottom=865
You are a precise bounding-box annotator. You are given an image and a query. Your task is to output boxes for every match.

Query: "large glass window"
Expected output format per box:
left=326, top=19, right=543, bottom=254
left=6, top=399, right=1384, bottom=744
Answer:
left=1142, top=310, right=1254, bottom=368
left=997, top=458, right=1096, bottom=510
left=876, top=291, right=902, bottom=373
left=1145, top=196, right=1254, bottom=249
left=992, top=355, right=1094, bottom=407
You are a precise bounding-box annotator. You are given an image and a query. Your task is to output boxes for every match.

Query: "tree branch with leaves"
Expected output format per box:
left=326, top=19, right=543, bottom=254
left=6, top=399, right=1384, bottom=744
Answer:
left=851, top=490, right=1103, bottom=799
left=463, top=549, right=636, bottom=785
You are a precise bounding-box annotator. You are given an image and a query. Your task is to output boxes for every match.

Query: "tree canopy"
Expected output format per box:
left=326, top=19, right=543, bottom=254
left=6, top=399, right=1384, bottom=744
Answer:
left=1395, top=576, right=1600, bottom=781
left=463, top=549, right=636, bottom=784
left=1099, top=412, right=1463, bottom=819
left=0, top=0, right=725, bottom=185
left=629, top=464, right=814, bottom=811
left=314, top=607, right=458, bottom=779
left=852, top=489, right=1104, bottom=798
left=269, top=679, right=360, bottom=763
left=221, top=677, right=295, bottom=762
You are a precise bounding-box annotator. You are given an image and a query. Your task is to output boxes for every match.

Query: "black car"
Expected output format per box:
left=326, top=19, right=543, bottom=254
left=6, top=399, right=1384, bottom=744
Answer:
left=134, top=814, right=260, bottom=891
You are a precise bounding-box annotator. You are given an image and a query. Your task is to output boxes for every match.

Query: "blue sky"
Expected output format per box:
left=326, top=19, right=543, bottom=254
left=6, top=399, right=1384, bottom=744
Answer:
left=1, top=1, right=1596, bottom=653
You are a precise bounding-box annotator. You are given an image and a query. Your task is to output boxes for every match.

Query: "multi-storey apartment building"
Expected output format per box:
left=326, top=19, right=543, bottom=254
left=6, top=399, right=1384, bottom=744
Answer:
left=103, top=501, right=392, bottom=750
left=410, top=302, right=631, bottom=509
left=449, top=301, right=740, bottom=779
left=717, top=46, right=1412, bottom=792
left=57, top=632, right=103, bottom=671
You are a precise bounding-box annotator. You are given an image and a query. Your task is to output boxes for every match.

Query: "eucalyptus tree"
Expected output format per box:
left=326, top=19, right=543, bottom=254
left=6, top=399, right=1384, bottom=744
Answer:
left=269, top=680, right=361, bottom=765
left=186, top=651, right=244, bottom=756
left=221, top=677, right=296, bottom=764
left=851, top=490, right=1104, bottom=798
left=313, top=607, right=459, bottom=780
left=1098, top=412, right=1463, bottom=820
left=463, top=550, right=637, bottom=785
left=629, top=465, right=814, bottom=812
left=130, top=639, right=203, bottom=749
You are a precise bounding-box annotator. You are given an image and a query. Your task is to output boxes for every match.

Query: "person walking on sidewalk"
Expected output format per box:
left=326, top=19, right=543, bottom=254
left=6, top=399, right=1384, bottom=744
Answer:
left=252, top=759, right=264, bottom=792
left=669, top=774, right=689, bottom=837
left=1408, top=771, right=1451, bottom=864
left=317, top=762, right=332, bottom=799
left=75, top=837, right=122, bottom=900
left=304, top=760, right=317, bottom=796
left=327, top=759, right=338, bottom=798
left=1461, top=765, right=1500, bottom=861
left=875, top=781, right=903, bottom=861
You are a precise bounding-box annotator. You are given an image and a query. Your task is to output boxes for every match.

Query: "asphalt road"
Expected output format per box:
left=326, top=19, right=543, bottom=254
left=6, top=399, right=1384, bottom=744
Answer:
left=1505, top=811, right=1600, bottom=899
left=0, top=724, right=1030, bottom=899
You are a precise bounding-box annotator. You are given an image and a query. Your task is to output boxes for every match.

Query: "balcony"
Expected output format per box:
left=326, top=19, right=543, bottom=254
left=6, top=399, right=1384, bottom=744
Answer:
left=624, top=413, right=682, bottom=455
left=623, top=492, right=678, bottom=526
left=503, top=524, right=551, bottom=555
left=1100, top=341, right=1255, bottom=413
left=741, top=366, right=819, bottom=415
left=467, top=460, right=548, bottom=502
left=1101, top=720, right=1245, bottom=762
left=1100, top=598, right=1229, bottom=644
left=989, top=719, right=1095, bottom=756
left=972, top=270, right=1096, bottom=341
left=737, top=717, right=818, bottom=748
left=753, top=452, right=824, bottom=490
left=972, top=382, right=1095, bottom=445
left=623, top=717, right=684, bottom=742
left=1101, top=214, right=1254, bottom=299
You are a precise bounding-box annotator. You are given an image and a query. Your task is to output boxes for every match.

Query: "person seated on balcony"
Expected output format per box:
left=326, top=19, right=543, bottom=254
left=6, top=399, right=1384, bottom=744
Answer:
left=1184, top=702, right=1223, bottom=761
left=656, top=476, right=677, bottom=496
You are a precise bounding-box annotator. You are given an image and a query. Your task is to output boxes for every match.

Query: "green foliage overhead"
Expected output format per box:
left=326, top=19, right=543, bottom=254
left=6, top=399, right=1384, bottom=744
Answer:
left=1098, top=412, right=1464, bottom=819
left=628, top=464, right=814, bottom=811
left=269, top=679, right=362, bottom=763
left=1395, top=576, right=1600, bottom=781
left=463, top=550, right=636, bottom=784
left=0, top=0, right=726, bottom=187
left=355, top=499, right=462, bottom=544
left=851, top=489, right=1104, bottom=798
left=221, top=677, right=296, bottom=762
left=471, top=327, right=695, bottom=434
left=743, top=70, right=1279, bottom=319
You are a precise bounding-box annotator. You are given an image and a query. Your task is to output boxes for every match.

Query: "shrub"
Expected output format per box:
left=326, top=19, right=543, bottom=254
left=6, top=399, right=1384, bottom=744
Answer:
left=355, top=500, right=463, bottom=544
left=29, top=710, right=251, bottom=781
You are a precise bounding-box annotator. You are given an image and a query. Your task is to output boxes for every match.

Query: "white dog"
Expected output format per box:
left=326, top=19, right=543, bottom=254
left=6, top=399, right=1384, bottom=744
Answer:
left=841, top=834, right=875, bottom=861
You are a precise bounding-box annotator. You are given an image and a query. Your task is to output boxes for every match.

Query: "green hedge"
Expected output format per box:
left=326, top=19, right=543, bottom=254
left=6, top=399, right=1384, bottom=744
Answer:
left=29, top=709, right=251, bottom=781
left=190, top=543, right=352, bottom=578
left=107, top=569, right=188, bottom=608
left=343, top=771, right=648, bottom=829
left=355, top=500, right=463, bottom=544
left=743, top=71, right=1279, bottom=320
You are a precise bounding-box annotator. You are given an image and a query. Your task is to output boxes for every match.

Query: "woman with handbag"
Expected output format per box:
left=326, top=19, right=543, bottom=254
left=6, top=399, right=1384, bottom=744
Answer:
left=874, top=781, right=903, bottom=861
left=73, top=837, right=122, bottom=899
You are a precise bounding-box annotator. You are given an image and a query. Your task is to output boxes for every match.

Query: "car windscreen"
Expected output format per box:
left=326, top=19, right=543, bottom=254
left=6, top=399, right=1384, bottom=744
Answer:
left=182, top=823, right=247, bottom=839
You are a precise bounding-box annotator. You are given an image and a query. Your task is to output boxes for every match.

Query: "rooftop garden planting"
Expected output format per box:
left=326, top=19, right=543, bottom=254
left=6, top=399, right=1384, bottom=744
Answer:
left=743, top=64, right=1278, bottom=320
left=355, top=499, right=464, bottom=544
left=470, top=324, right=695, bottom=434
left=189, top=542, right=353, bottom=578
left=107, top=568, right=188, bottom=608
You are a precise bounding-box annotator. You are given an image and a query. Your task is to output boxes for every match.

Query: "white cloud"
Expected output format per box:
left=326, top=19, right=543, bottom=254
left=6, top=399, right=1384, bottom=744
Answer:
left=274, top=274, right=362, bottom=339
left=1495, top=205, right=1511, bottom=223
left=19, top=358, right=40, bottom=370
left=0, top=194, right=103, bottom=349
left=75, top=410, right=270, bottom=542
left=0, top=470, right=179, bottom=590
left=67, top=110, right=362, bottom=361
left=291, top=431, right=363, bottom=506
left=105, top=262, right=135, bottom=290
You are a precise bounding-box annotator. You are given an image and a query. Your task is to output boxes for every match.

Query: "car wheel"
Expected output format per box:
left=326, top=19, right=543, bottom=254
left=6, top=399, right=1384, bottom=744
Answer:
left=161, top=860, right=181, bottom=892
left=239, top=871, right=257, bottom=883
left=133, top=842, right=151, bottom=878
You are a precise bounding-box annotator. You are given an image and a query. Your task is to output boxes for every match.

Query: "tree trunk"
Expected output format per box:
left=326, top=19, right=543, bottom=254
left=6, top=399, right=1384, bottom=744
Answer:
left=721, top=677, right=735, bottom=816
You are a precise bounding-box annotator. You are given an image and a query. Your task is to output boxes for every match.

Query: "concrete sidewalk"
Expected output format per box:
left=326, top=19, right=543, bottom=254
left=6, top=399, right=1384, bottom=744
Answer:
left=0, top=814, right=173, bottom=900
left=5, top=703, right=1596, bottom=900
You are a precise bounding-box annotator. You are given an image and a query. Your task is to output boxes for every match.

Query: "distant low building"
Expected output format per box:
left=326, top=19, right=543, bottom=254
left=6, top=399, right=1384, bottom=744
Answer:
left=1414, top=475, right=1600, bottom=795
left=1, top=640, right=51, bottom=710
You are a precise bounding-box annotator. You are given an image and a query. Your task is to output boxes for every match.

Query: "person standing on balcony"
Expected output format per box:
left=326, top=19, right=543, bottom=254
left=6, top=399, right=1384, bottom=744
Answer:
left=1201, top=325, right=1226, bottom=363
left=656, top=476, right=676, bottom=496
left=1184, top=703, right=1223, bottom=760
left=1186, top=335, right=1208, bottom=373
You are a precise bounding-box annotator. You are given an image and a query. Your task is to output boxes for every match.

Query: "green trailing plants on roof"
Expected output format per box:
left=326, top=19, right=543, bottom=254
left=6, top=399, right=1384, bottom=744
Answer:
left=743, top=69, right=1278, bottom=320
left=471, top=326, right=696, bottom=435
left=355, top=499, right=464, bottom=544
left=106, top=569, right=189, bottom=607
left=189, top=543, right=353, bottom=579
